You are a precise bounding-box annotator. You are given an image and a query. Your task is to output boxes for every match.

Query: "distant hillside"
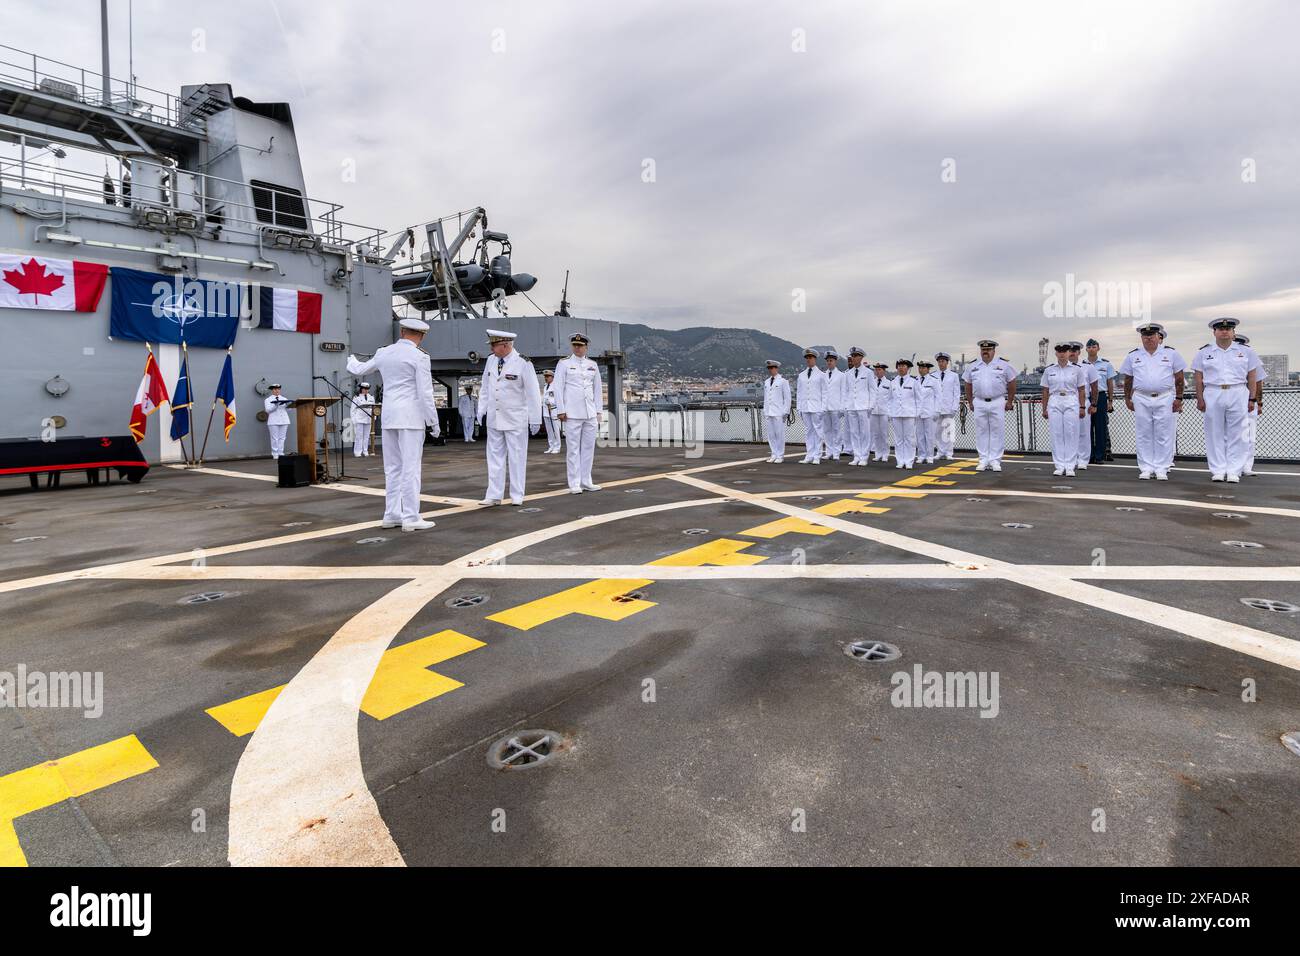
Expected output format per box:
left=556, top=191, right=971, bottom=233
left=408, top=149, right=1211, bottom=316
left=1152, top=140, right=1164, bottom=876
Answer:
left=619, top=323, right=807, bottom=377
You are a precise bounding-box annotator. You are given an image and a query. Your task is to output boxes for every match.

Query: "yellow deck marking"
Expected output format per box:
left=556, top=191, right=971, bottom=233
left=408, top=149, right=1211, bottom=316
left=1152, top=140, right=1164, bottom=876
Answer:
left=206, top=630, right=486, bottom=735
left=813, top=499, right=891, bottom=517
left=0, top=735, right=158, bottom=867
left=486, top=578, right=656, bottom=631
left=856, top=490, right=928, bottom=501
left=648, top=539, right=765, bottom=567
left=740, top=516, right=836, bottom=539
left=893, top=475, right=955, bottom=488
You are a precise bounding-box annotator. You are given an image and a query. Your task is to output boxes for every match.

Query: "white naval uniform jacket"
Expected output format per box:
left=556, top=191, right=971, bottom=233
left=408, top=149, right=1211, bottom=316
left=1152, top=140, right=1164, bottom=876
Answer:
left=1191, top=343, right=1258, bottom=386
left=823, top=367, right=847, bottom=412
left=1042, top=363, right=1084, bottom=402
left=762, top=375, right=791, bottom=416
left=458, top=393, right=476, bottom=424
left=349, top=393, right=375, bottom=425
left=918, top=374, right=940, bottom=417
left=263, top=395, right=291, bottom=425
left=963, top=357, right=1017, bottom=401
left=347, top=339, right=438, bottom=431
left=845, top=365, right=876, bottom=412
left=1119, top=345, right=1186, bottom=394
left=933, top=368, right=961, bottom=414
left=478, top=348, right=543, bottom=431
left=796, top=366, right=828, bottom=413
left=551, top=354, right=602, bottom=420
left=888, top=374, right=921, bottom=417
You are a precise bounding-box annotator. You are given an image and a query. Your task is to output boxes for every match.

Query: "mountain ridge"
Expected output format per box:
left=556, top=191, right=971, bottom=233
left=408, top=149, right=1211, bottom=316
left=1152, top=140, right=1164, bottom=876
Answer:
left=618, top=322, right=807, bottom=377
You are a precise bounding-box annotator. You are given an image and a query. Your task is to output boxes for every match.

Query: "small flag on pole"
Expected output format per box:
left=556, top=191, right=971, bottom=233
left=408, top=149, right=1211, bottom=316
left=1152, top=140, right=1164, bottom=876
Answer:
left=171, top=350, right=193, bottom=442
left=130, top=348, right=170, bottom=443
left=215, top=352, right=237, bottom=440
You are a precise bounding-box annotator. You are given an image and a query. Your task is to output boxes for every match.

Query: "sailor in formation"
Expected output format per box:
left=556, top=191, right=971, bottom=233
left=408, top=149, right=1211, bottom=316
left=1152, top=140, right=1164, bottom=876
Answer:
left=1085, top=339, right=1115, bottom=464
left=796, top=348, right=827, bottom=464
left=932, top=352, right=961, bottom=460
left=552, top=332, right=602, bottom=494
left=1041, top=342, right=1087, bottom=476
left=868, top=362, right=892, bottom=462
left=888, top=359, right=920, bottom=469
left=1234, top=333, right=1263, bottom=476
left=457, top=385, right=477, bottom=443
left=1192, top=317, right=1259, bottom=483
left=349, top=381, right=375, bottom=457
left=346, top=317, right=439, bottom=531
left=762, top=360, right=791, bottom=463
left=1119, top=322, right=1185, bottom=480
left=1067, top=341, right=1099, bottom=470
left=962, top=339, right=1017, bottom=472
left=263, top=383, right=291, bottom=459
left=477, top=329, right=543, bottom=505
left=844, top=347, right=876, bottom=466
left=821, top=348, right=847, bottom=460
left=915, top=359, right=938, bottom=464
left=541, top=369, right=562, bottom=454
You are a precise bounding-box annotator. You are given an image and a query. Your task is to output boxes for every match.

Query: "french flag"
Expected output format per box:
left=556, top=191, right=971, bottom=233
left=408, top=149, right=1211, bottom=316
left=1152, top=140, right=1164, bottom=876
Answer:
left=257, top=286, right=322, bottom=334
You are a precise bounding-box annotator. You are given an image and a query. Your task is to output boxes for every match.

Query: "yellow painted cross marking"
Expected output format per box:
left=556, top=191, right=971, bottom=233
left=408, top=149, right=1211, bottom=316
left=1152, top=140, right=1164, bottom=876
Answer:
left=813, top=499, right=891, bottom=517
left=740, top=516, right=835, bottom=539
left=894, top=475, right=955, bottom=488
left=206, top=630, right=486, bottom=735
left=487, top=579, right=656, bottom=632
left=857, top=490, right=928, bottom=501
left=0, top=735, right=158, bottom=867
left=649, top=539, right=765, bottom=567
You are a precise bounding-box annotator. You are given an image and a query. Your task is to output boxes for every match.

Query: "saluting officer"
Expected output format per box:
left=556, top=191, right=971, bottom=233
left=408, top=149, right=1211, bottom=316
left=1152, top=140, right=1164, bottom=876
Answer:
left=762, top=360, right=791, bottom=463
left=962, top=339, right=1017, bottom=472
left=933, top=352, right=961, bottom=460
left=457, top=384, right=477, bottom=443
left=796, top=348, right=828, bottom=464
left=915, top=359, right=938, bottom=464
left=1068, top=341, right=1099, bottom=470
left=821, top=348, right=847, bottom=460
left=477, top=329, right=543, bottom=505
left=888, top=359, right=920, bottom=469
left=1233, top=333, right=1264, bottom=476
left=551, top=332, right=603, bottom=494
left=264, top=383, right=291, bottom=459
left=350, top=382, right=376, bottom=457
left=844, top=347, right=876, bottom=466
left=346, top=317, right=440, bottom=531
left=541, top=369, right=562, bottom=454
left=1041, top=342, right=1087, bottom=476
left=1119, top=322, right=1186, bottom=480
left=868, top=362, right=892, bottom=462
left=1192, top=317, right=1259, bottom=483
left=1085, top=339, right=1116, bottom=464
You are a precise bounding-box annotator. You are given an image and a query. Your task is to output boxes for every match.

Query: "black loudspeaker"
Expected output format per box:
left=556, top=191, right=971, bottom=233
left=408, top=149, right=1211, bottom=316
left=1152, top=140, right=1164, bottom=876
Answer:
left=277, top=454, right=312, bottom=488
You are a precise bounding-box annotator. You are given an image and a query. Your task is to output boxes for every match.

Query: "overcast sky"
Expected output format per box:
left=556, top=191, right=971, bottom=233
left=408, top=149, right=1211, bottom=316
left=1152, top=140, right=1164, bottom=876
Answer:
left=8, top=0, right=1299, bottom=367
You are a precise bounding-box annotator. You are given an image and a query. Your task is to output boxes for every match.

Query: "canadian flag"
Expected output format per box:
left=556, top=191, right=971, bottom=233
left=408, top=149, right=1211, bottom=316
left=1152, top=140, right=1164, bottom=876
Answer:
left=129, top=351, right=171, bottom=443
left=0, top=254, right=109, bottom=312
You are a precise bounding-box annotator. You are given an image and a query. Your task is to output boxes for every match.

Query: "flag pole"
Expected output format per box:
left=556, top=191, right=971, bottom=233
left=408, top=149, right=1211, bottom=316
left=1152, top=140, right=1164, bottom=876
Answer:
left=182, top=339, right=198, bottom=467
left=197, top=346, right=227, bottom=466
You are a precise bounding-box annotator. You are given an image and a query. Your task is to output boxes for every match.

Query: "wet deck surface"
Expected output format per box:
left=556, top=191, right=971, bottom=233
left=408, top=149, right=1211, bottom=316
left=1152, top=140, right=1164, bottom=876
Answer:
left=2, top=442, right=1298, bottom=866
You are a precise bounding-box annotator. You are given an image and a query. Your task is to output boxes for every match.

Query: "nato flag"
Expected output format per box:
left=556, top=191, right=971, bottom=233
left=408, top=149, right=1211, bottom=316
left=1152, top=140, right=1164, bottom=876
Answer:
left=171, top=352, right=193, bottom=441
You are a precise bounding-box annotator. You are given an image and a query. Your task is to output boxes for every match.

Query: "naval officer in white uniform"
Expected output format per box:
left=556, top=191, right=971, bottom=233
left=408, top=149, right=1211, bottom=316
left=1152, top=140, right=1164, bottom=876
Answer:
left=1234, top=333, right=1264, bottom=476
left=457, top=385, right=477, bottom=442
left=932, top=352, right=961, bottom=460
left=796, top=348, right=827, bottom=464
left=868, top=363, right=892, bottom=461
left=844, top=347, right=876, bottom=466
left=541, top=369, right=562, bottom=454
left=1067, top=341, right=1100, bottom=470
left=1193, top=317, right=1259, bottom=483
left=477, top=329, right=542, bottom=505
left=888, top=359, right=920, bottom=468
left=1119, top=322, right=1186, bottom=480
left=821, top=349, right=847, bottom=460
left=962, top=339, right=1017, bottom=471
left=915, top=359, right=938, bottom=464
left=264, top=384, right=291, bottom=459
left=349, top=382, right=375, bottom=457
left=762, top=359, right=791, bottom=463
left=552, top=332, right=603, bottom=494
left=346, top=317, right=440, bottom=531
left=1041, top=342, right=1086, bottom=476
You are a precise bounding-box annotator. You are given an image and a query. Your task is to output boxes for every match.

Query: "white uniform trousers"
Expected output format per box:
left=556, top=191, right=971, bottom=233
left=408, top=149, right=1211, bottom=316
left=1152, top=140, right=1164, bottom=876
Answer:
left=352, top=421, right=371, bottom=457
left=485, top=426, right=530, bottom=503
left=1048, top=400, right=1080, bottom=471
left=765, top=415, right=786, bottom=460
left=890, top=417, right=917, bottom=466
left=544, top=415, right=562, bottom=452
left=1245, top=405, right=1259, bottom=472
left=268, top=422, right=288, bottom=458
left=800, top=411, right=823, bottom=461
left=462, top=417, right=475, bottom=442
left=819, top=411, right=843, bottom=457
left=935, top=413, right=956, bottom=458
left=1203, top=385, right=1249, bottom=477
left=972, top=399, right=1006, bottom=463
left=846, top=410, right=871, bottom=461
left=869, top=412, right=890, bottom=460
left=917, top=415, right=936, bottom=461
left=1076, top=411, right=1093, bottom=466
left=564, top=417, right=597, bottom=490
left=381, top=427, right=425, bottom=523
left=1132, top=391, right=1175, bottom=475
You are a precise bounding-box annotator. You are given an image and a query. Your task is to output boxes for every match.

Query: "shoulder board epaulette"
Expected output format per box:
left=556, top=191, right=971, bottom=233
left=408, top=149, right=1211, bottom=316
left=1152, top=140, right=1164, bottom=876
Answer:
left=1199, top=343, right=1210, bottom=350
left=1128, top=347, right=1139, bottom=353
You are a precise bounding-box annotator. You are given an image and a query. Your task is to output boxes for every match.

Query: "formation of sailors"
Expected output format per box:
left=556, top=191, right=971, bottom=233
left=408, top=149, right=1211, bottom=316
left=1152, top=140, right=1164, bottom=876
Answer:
left=767, top=318, right=1266, bottom=482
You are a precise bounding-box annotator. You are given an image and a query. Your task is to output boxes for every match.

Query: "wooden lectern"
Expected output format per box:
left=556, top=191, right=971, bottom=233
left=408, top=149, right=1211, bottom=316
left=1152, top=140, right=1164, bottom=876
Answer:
left=288, top=397, right=339, bottom=483
left=367, top=403, right=382, bottom=456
